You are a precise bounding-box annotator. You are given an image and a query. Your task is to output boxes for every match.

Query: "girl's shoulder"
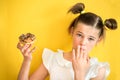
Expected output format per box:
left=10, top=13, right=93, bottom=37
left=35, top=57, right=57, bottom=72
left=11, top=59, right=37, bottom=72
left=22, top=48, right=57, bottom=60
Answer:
left=42, top=48, right=64, bottom=69
left=42, top=48, right=63, bottom=57
left=42, top=48, right=72, bottom=68
left=88, top=57, right=110, bottom=79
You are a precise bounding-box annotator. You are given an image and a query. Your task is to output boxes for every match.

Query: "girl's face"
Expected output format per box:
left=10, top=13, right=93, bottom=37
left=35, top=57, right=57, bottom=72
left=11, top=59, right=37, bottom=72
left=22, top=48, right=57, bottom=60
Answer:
left=72, top=22, right=101, bottom=54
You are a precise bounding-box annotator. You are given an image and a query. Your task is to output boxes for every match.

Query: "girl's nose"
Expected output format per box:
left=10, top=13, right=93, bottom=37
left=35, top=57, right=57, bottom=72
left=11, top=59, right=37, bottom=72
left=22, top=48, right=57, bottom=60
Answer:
left=80, top=38, right=88, bottom=46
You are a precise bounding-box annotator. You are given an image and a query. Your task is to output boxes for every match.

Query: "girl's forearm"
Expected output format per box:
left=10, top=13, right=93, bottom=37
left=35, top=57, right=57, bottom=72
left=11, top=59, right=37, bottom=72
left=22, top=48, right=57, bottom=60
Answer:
left=17, top=59, right=31, bottom=80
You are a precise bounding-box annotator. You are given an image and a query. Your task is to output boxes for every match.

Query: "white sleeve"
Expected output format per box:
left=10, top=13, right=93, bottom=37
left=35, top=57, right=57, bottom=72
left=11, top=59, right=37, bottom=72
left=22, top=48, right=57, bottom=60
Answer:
left=90, top=62, right=110, bottom=78
left=102, top=62, right=110, bottom=77
left=42, top=48, right=54, bottom=71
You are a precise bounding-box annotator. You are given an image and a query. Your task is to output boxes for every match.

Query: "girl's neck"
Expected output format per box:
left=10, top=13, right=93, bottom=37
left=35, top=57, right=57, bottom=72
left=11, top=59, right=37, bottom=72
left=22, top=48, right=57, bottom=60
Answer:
left=63, top=51, right=73, bottom=62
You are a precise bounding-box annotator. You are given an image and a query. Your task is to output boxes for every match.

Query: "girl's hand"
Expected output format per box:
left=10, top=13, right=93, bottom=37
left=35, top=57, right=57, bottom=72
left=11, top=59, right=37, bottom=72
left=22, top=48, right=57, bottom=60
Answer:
left=72, top=45, right=90, bottom=78
left=17, top=42, right=36, bottom=61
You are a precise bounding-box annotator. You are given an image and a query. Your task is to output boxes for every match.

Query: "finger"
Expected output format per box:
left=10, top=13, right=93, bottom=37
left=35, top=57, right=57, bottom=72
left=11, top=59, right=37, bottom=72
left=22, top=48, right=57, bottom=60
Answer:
left=26, top=44, right=32, bottom=50
left=77, top=45, right=80, bottom=58
left=83, top=52, right=90, bottom=63
left=28, top=47, right=36, bottom=54
left=24, top=48, right=31, bottom=56
left=17, top=42, right=22, bottom=49
left=72, top=49, right=75, bottom=60
left=86, top=57, right=90, bottom=64
left=22, top=44, right=31, bottom=53
left=83, top=51, right=87, bottom=60
left=24, top=44, right=32, bottom=53
left=80, top=47, right=84, bottom=58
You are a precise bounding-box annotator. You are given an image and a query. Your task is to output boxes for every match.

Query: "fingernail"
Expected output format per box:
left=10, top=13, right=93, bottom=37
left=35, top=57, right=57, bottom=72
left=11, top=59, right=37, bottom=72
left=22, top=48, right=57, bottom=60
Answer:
left=78, top=45, right=80, bottom=49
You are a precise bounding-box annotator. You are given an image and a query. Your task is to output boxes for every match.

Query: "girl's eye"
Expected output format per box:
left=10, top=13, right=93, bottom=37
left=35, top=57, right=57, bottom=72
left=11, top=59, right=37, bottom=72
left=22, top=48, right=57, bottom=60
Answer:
left=88, top=38, right=95, bottom=41
left=77, top=34, right=82, bottom=37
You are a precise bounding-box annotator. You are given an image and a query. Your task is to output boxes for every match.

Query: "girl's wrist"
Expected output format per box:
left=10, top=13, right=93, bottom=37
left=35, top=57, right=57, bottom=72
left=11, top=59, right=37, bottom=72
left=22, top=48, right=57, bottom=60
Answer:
left=23, top=58, right=32, bottom=63
left=74, top=71, right=86, bottom=80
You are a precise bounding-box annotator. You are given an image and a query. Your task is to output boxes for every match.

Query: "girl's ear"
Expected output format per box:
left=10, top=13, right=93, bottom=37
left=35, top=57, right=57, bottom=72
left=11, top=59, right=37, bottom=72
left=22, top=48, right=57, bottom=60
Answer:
left=70, top=27, right=74, bottom=36
left=96, top=36, right=103, bottom=45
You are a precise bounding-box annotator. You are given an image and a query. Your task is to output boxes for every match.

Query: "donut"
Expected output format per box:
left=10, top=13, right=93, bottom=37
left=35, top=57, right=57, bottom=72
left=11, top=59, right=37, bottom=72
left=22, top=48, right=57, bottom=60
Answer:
left=19, top=33, right=36, bottom=44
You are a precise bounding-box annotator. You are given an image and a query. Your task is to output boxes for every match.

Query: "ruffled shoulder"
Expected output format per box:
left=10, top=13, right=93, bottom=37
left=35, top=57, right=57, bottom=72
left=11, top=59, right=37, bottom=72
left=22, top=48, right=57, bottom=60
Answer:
left=55, top=49, right=72, bottom=68
left=42, top=48, right=55, bottom=70
left=87, top=58, right=110, bottom=79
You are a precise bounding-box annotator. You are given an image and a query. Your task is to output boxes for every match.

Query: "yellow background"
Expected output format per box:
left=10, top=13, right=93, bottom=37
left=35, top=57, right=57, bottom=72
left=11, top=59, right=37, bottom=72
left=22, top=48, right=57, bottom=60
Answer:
left=0, top=0, right=120, bottom=80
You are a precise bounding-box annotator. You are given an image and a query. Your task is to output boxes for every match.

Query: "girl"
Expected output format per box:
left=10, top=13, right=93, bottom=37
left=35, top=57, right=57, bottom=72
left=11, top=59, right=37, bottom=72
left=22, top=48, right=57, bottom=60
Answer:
left=17, top=3, right=117, bottom=80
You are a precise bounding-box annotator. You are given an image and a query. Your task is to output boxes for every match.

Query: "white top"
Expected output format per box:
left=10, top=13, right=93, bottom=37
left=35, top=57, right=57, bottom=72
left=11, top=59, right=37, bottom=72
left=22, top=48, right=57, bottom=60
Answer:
left=42, top=48, right=110, bottom=80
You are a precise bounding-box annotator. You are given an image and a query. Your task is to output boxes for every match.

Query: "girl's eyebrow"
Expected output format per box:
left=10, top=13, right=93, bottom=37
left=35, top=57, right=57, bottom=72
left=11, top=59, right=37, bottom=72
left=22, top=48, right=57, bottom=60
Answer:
left=76, top=31, right=83, bottom=34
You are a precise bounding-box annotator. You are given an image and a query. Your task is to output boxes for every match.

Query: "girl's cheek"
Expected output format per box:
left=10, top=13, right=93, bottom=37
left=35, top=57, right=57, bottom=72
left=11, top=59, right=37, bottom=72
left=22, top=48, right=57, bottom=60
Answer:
left=88, top=44, right=96, bottom=51
left=72, top=40, right=79, bottom=49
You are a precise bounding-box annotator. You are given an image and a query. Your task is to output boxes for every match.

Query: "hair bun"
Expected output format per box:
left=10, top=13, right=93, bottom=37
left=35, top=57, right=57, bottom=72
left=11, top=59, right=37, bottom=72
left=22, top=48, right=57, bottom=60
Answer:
left=104, top=18, right=117, bottom=30
left=68, top=3, right=85, bottom=14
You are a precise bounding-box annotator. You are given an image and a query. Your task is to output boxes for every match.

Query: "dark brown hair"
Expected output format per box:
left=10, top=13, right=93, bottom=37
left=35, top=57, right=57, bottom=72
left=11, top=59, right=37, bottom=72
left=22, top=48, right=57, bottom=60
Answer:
left=68, top=3, right=117, bottom=37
